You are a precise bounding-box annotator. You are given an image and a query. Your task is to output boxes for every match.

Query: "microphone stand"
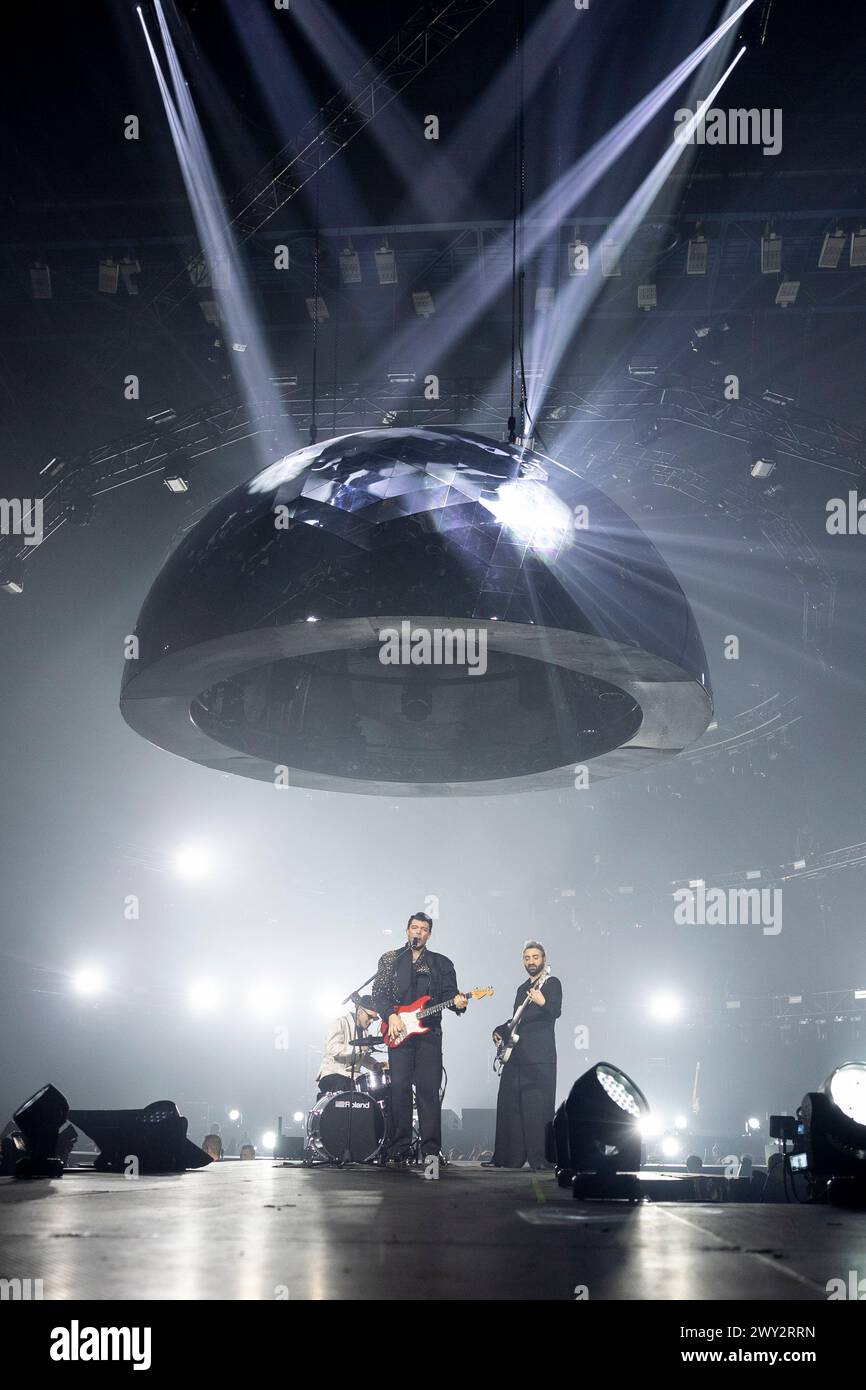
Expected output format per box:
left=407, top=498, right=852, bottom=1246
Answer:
left=338, top=944, right=412, bottom=1165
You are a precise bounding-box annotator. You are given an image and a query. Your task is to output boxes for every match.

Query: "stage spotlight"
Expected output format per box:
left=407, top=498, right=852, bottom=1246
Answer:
left=751, top=455, right=775, bottom=479
left=98, top=258, right=119, bottom=294
left=292, top=1111, right=305, bottom=1124
left=173, top=844, right=211, bottom=879
left=823, top=1062, right=866, bottom=1124
left=660, top=1135, right=681, bottom=1159
left=601, top=242, right=621, bottom=277
left=12, top=1084, right=69, bottom=1178
left=163, top=473, right=190, bottom=493
left=686, top=234, right=708, bottom=275
left=412, top=290, right=435, bottom=317
left=119, top=257, right=141, bottom=295
left=339, top=247, right=361, bottom=284
left=674, top=1114, right=688, bottom=1130
left=0, top=564, right=25, bottom=596
left=637, top=283, right=657, bottom=312
left=649, top=993, right=682, bottom=1023
left=761, top=232, right=782, bottom=274
left=550, top=1063, right=649, bottom=1196
left=261, top=1130, right=276, bottom=1150
left=68, top=1100, right=212, bottom=1173
left=850, top=229, right=866, bottom=268
left=71, top=966, right=106, bottom=998
left=29, top=261, right=52, bottom=299
left=747, top=1116, right=761, bottom=1131
left=375, top=243, right=397, bottom=285
left=188, top=979, right=222, bottom=1012
left=228, top=1109, right=241, bottom=1123
left=775, top=279, right=799, bottom=307
left=818, top=229, right=846, bottom=269
left=797, top=1069, right=866, bottom=1197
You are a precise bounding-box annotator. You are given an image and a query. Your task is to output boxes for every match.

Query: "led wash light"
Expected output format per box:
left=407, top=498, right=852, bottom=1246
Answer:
left=549, top=1063, right=650, bottom=1198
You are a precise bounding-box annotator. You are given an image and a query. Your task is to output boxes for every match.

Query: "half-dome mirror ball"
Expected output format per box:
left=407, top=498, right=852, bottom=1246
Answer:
left=121, top=427, right=713, bottom=795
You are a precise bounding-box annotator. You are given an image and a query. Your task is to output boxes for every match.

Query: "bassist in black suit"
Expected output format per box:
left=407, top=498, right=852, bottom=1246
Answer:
left=490, top=942, right=562, bottom=1169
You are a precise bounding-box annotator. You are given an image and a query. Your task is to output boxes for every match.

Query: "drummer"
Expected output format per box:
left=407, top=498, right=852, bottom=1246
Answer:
left=315, top=996, right=389, bottom=1100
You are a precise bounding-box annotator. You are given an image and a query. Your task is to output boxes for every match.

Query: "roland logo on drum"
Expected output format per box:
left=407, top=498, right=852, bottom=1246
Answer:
left=335, top=1098, right=371, bottom=1108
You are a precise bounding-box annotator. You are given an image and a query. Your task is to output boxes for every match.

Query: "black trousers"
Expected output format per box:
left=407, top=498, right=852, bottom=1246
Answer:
left=387, top=1030, right=442, bottom=1158
left=492, top=1059, right=556, bottom=1168
left=317, top=1073, right=352, bottom=1100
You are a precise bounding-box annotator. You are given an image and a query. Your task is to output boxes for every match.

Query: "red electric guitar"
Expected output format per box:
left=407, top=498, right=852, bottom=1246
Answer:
left=381, top=987, right=494, bottom=1048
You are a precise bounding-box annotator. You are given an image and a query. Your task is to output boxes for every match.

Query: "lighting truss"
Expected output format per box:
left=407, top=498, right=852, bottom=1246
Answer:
left=150, top=0, right=499, bottom=321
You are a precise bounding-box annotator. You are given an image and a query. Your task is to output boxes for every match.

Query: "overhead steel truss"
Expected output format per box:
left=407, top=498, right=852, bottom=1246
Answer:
left=150, top=0, right=500, bottom=321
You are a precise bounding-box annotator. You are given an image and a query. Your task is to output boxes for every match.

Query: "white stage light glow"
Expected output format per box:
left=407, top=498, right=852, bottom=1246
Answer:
left=316, top=991, right=347, bottom=1019
left=261, top=1131, right=276, bottom=1150
left=292, top=1111, right=305, bottom=1124
left=649, top=993, right=682, bottom=1023
left=228, top=1109, right=241, bottom=1122
left=72, top=966, right=106, bottom=997
left=661, top=1135, right=681, bottom=1159
left=173, top=844, right=212, bottom=880
left=188, top=979, right=222, bottom=1011
left=639, top=1114, right=663, bottom=1139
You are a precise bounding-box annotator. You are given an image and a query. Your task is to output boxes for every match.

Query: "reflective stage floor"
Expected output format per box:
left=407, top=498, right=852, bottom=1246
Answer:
left=1, top=1160, right=864, bottom=1301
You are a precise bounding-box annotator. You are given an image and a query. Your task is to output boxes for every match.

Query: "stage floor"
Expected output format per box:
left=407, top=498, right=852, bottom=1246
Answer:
left=1, top=1160, right=864, bottom=1300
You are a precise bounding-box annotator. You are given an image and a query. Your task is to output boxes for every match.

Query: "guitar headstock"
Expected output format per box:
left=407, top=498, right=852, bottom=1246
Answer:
left=469, top=986, right=494, bottom=1000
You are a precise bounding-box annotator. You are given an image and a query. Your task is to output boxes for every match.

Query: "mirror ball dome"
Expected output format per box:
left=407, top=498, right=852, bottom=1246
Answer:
left=120, top=427, right=713, bottom=795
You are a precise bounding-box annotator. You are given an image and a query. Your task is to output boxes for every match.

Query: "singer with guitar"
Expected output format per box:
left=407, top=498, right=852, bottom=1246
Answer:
left=489, top=941, right=562, bottom=1169
left=371, top=912, right=467, bottom=1167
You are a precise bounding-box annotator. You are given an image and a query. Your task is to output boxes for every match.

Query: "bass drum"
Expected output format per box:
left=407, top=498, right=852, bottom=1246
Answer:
left=307, top=1091, right=385, bottom=1163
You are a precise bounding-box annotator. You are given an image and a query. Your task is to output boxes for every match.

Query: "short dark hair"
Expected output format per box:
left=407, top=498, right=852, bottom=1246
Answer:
left=407, top=911, right=433, bottom=932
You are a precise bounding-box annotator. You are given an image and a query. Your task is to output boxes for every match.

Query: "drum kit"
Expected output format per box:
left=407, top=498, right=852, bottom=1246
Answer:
left=305, top=1050, right=393, bottom=1166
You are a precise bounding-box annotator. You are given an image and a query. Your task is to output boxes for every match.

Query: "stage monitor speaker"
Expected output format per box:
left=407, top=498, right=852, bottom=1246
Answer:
left=274, top=1135, right=306, bottom=1160
left=69, top=1099, right=211, bottom=1173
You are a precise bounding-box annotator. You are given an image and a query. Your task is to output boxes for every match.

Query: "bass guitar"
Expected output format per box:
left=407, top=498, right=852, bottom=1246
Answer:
left=381, top=987, right=494, bottom=1048
left=493, top=967, right=551, bottom=1072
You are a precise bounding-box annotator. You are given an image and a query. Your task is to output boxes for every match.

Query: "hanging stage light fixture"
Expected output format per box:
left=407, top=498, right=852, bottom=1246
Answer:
left=121, top=428, right=713, bottom=796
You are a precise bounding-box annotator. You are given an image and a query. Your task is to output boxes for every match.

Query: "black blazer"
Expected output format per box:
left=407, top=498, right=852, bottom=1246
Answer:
left=495, top=976, right=562, bottom=1064
left=372, top=947, right=462, bottom=1031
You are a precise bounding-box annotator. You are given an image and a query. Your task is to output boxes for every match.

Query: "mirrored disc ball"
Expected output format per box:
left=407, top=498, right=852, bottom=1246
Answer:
left=120, top=427, right=713, bottom=795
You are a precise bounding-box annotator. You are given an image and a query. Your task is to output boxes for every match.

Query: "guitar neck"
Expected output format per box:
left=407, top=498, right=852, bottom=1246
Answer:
left=417, top=998, right=462, bottom=1020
